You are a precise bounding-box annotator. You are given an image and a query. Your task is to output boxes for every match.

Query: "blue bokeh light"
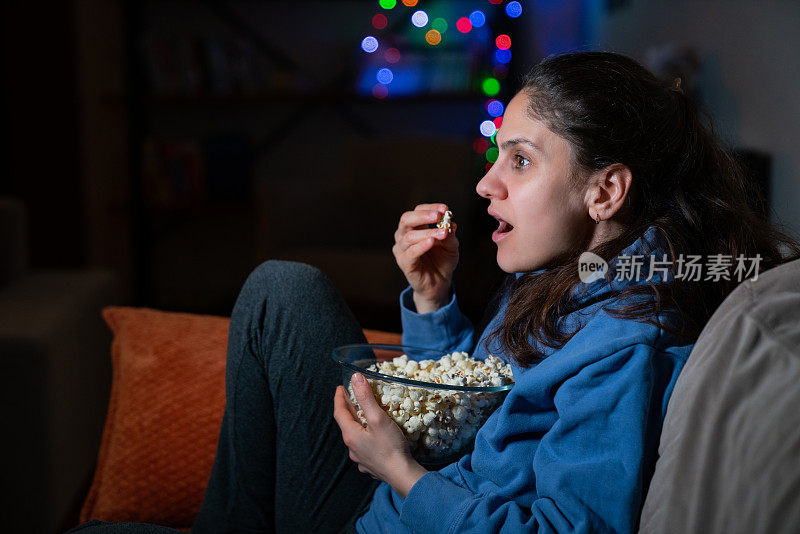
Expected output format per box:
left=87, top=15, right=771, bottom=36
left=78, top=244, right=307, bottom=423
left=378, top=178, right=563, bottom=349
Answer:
left=506, top=1, right=523, bottom=18
left=495, top=49, right=512, bottom=64
left=361, top=36, right=379, bottom=53
left=468, top=10, right=486, bottom=28
left=377, top=68, right=394, bottom=84
left=487, top=100, right=504, bottom=117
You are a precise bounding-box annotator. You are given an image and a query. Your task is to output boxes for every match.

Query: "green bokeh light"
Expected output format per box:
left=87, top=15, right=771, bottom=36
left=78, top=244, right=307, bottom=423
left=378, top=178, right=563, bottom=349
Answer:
left=486, top=147, right=499, bottom=163
left=432, top=17, right=448, bottom=33
left=490, top=132, right=497, bottom=145
left=482, top=77, right=500, bottom=96
left=379, top=0, right=396, bottom=9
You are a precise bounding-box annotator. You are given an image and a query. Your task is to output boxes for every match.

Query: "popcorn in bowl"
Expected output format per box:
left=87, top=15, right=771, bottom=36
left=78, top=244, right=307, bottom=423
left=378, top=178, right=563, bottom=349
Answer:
left=333, top=344, right=514, bottom=464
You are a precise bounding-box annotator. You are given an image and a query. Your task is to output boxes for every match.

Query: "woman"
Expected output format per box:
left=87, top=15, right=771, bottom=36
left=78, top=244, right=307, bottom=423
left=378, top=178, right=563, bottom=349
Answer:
left=70, top=52, right=799, bottom=533
left=328, top=52, right=799, bottom=533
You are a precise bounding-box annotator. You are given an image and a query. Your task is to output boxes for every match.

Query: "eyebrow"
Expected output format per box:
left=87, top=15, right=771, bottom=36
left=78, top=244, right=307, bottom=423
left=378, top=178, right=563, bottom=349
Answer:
left=499, top=137, right=543, bottom=154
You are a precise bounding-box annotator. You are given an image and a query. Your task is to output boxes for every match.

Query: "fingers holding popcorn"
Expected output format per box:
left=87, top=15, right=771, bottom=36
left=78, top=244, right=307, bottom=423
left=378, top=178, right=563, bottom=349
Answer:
left=393, top=203, right=459, bottom=308
left=399, top=226, right=455, bottom=250
left=396, top=206, right=448, bottom=240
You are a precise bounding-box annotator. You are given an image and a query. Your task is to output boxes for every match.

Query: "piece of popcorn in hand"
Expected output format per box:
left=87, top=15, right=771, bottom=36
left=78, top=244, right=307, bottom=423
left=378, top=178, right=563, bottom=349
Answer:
left=436, top=210, right=454, bottom=233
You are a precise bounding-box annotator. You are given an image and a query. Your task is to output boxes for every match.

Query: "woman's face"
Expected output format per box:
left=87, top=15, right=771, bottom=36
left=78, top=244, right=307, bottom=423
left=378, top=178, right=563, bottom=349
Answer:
left=476, top=92, right=590, bottom=273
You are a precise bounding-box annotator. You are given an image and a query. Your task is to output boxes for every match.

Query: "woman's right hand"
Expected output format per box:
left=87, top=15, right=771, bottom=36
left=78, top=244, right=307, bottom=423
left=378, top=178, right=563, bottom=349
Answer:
left=392, top=203, right=459, bottom=313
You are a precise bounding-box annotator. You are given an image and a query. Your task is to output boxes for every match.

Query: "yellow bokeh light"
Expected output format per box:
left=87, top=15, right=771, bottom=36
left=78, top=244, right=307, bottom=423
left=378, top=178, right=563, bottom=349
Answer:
left=425, top=29, right=442, bottom=46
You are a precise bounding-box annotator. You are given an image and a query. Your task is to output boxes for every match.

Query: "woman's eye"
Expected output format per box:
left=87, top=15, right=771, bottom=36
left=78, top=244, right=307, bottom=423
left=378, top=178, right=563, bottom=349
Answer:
left=513, top=155, right=530, bottom=168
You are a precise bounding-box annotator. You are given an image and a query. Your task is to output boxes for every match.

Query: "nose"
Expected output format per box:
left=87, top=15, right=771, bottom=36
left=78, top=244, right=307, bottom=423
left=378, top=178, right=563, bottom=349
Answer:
left=476, top=164, right=505, bottom=200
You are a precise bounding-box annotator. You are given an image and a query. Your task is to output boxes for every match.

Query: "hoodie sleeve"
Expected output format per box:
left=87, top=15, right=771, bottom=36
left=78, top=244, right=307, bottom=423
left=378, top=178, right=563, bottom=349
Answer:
left=399, top=342, right=665, bottom=534
left=399, top=285, right=475, bottom=354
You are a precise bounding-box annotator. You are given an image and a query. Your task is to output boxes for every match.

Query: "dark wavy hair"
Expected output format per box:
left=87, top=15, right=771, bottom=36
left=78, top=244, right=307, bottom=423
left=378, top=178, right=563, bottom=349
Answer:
left=483, top=51, right=800, bottom=367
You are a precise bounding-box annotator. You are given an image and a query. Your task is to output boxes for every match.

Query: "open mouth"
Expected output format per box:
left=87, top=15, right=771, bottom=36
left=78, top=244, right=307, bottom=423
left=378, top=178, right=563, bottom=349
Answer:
left=496, top=219, right=514, bottom=234
left=491, top=213, right=514, bottom=242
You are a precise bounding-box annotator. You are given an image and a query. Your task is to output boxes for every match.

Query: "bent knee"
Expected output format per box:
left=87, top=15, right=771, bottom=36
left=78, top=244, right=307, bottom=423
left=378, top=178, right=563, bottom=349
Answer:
left=244, top=259, right=332, bottom=296
left=253, top=259, right=324, bottom=280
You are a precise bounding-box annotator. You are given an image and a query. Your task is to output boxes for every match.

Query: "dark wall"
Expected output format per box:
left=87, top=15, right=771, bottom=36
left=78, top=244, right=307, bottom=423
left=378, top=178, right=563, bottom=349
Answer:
left=3, top=1, right=85, bottom=268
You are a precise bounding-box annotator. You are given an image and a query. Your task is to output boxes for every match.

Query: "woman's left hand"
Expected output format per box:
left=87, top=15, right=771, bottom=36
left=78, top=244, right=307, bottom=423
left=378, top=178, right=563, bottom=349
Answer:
left=333, top=372, right=428, bottom=498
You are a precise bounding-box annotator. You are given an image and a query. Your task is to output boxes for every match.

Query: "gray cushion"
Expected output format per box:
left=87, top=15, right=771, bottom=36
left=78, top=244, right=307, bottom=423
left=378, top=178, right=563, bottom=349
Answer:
left=639, top=258, right=800, bottom=533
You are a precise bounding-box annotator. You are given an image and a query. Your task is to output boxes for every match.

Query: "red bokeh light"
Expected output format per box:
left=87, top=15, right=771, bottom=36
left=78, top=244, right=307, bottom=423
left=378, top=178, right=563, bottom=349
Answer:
left=456, top=17, right=472, bottom=33
left=473, top=138, right=489, bottom=154
left=485, top=161, right=494, bottom=172
left=372, top=83, right=389, bottom=99
left=372, top=14, right=388, bottom=30
left=385, top=47, right=401, bottom=63
left=493, top=117, right=503, bottom=129
left=495, top=34, right=512, bottom=50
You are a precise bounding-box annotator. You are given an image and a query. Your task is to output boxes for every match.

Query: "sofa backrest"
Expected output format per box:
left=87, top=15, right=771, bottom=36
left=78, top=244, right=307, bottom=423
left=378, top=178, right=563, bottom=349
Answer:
left=639, top=257, right=800, bottom=533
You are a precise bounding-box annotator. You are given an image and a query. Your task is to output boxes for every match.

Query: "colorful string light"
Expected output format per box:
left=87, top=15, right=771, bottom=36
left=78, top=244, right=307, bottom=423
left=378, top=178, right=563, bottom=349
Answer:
left=372, top=83, right=389, bottom=98
left=385, top=48, right=401, bottom=63
left=411, top=10, right=428, bottom=27
left=479, top=120, right=497, bottom=137
left=505, top=1, right=523, bottom=18
left=486, top=99, right=504, bottom=117
left=432, top=17, right=448, bottom=33
left=482, top=77, right=500, bottom=96
left=361, top=36, right=379, bottom=53
left=359, top=0, right=520, bottom=178
left=469, top=10, right=486, bottom=28
left=495, top=49, right=512, bottom=64
left=372, top=14, right=388, bottom=30
left=473, top=138, right=489, bottom=154
left=495, top=34, right=512, bottom=50
left=377, top=68, right=394, bottom=84
left=425, top=29, right=442, bottom=46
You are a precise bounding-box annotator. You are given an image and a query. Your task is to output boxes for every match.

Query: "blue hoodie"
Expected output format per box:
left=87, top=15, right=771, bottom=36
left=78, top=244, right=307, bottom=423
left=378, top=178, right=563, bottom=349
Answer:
left=356, top=226, right=695, bottom=534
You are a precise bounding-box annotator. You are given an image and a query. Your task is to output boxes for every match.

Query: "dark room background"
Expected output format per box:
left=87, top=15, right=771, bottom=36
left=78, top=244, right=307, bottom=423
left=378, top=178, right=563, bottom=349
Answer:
left=5, top=0, right=799, bottom=331
left=3, top=1, right=800, bottom=532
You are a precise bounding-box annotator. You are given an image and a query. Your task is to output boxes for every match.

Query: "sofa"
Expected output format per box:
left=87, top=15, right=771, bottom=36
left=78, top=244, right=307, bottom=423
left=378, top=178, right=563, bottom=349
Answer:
left=72, top=256, right=800, bottom=532
left=0, top=196, right=120, bottom=534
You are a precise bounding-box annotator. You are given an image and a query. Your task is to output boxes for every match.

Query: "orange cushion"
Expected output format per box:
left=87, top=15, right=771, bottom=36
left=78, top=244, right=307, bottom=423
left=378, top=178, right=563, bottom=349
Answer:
left=361, top=328, right=403, bottom=345
left=80, top=307, right=230, bottom=531
left=80, top=306, right=401, bottom=530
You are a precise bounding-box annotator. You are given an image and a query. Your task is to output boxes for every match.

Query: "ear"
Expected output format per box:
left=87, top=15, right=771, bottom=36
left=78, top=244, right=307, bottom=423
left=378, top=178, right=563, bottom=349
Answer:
left=584, top=163, right=633, bottom=222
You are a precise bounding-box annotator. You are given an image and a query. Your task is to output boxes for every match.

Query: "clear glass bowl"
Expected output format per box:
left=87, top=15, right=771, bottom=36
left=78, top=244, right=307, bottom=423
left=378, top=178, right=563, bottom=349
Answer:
left=332, top=343, right=514, bottom=467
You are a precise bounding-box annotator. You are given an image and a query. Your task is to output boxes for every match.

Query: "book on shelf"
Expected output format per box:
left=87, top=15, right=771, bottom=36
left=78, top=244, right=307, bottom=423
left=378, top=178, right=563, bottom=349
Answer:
left=141, top=135, right=254, bottom=211
left=141, top=31, right=279, bottom=98
left=141, top=138, right=206, bottom=211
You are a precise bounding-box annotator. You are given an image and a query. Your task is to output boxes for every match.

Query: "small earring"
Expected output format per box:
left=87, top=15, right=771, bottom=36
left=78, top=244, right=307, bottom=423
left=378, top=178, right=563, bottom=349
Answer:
left=595, top=212, right=600, bottom=224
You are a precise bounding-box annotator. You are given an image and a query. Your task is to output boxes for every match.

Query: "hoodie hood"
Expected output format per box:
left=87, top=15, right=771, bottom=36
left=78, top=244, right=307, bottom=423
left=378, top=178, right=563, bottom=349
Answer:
left=514, top=225, right=672, bottom=307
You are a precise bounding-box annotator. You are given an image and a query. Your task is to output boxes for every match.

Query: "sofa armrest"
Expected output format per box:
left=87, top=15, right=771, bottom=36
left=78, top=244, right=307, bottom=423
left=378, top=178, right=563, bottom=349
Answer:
left=0, top=268, right=120, bottom=534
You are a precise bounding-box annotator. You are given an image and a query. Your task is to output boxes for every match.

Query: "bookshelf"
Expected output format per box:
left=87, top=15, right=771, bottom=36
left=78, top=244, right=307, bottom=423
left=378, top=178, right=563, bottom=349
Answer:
left=126, top=0, right=516, bottom=326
